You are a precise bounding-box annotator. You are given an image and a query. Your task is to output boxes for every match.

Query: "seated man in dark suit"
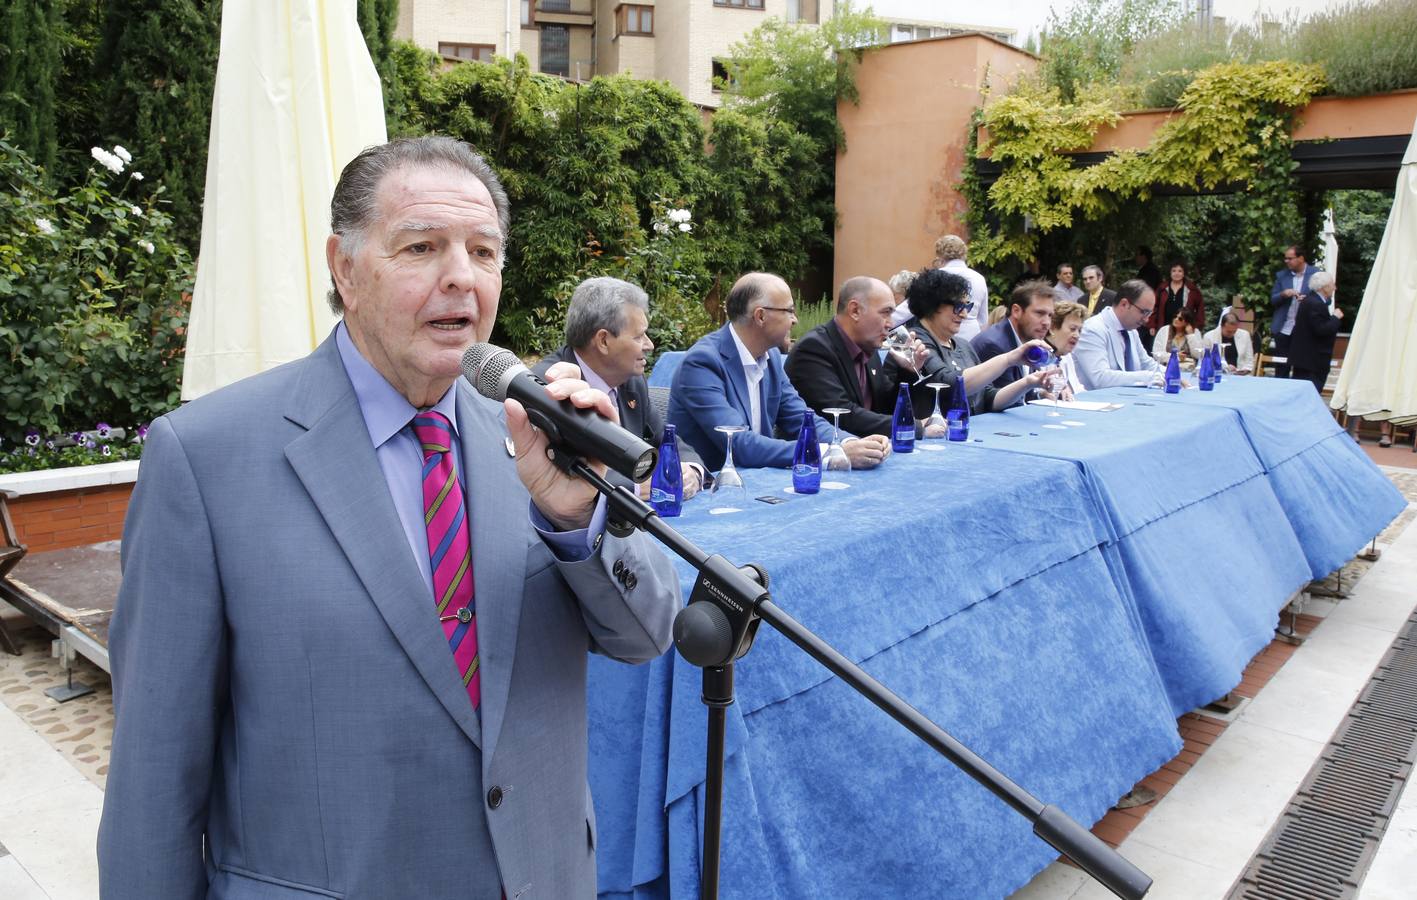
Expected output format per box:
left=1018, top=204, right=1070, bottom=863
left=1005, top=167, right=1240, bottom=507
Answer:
left=1287, top=270, right=1345, bottom=394
left=669, top=272, right=891, bottom=472
left=534, top=276, right=705, bottom=500
left=784, top=275, right=926, bottom=437
left=970, top=280, right=1055, bottom=397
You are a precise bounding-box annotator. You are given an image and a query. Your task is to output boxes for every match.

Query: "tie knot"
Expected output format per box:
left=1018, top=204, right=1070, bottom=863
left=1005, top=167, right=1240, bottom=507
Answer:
left=412, top=411, right=453, bottom=459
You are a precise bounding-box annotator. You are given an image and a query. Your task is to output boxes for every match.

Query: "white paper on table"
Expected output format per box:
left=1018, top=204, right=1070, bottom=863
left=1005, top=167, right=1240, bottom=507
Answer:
left=1026, top=399, right=1125, bottom=412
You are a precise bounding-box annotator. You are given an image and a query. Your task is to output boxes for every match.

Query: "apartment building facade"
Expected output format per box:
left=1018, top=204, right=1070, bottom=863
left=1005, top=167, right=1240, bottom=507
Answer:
left=396, top=0, right=831, bottom=108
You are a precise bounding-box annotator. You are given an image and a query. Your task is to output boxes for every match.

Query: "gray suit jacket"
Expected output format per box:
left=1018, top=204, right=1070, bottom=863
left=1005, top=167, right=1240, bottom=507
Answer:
left=97, top=333, right=679, bottom=900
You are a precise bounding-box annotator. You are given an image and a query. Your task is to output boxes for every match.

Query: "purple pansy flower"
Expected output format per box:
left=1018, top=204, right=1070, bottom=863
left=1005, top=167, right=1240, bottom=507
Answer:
left=45, top=440, right=56, bottom=450
left=101, top=445, right=112, bottom=457
left=24, top=430, right=40, bottom=447
left=70, top=431, right=85, bottom=444
left=96, top=422, right=112, bottom=438
left=85, top=439, right=97, bottom=450
left=136, top=425, right=149, bottom=442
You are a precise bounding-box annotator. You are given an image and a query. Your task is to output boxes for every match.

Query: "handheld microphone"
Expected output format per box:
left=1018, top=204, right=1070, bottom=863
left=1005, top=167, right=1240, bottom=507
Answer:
left=461, top=343, right=657, bottom=483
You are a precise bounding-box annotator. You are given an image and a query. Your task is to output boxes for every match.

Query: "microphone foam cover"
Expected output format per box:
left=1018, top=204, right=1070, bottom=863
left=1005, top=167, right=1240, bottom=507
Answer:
left=461, top=343, right=521, bottom=401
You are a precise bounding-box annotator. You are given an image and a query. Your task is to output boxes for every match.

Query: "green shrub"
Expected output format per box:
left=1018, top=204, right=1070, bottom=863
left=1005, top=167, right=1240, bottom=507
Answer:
left=791, top=294, right=834, bottom=341
left=1298, top=0, right=1417, bottom=96
left=0, top=139, right=192, bottom=450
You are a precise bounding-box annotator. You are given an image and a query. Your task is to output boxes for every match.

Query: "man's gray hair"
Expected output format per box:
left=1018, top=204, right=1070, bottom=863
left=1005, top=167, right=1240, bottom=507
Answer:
left=888, top=269, right=916, bottom=296
left=1308, top=270, right=1334, bottom=293
left=1221, top=311, right=1240, bottom=326
left=326, top=136, right=512, bottom=313
left=565, top=277, right=650, bottom=350
left=1082, top=265, right=1104, bottom=281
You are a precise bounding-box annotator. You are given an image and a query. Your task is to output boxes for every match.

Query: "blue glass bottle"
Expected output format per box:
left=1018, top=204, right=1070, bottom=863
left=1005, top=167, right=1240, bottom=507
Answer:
left=1023, top=344, right=1050, bottom=367
left=1198, top=344, right=1214, bottom=391
left=792, top=411, right=822, bottom=494
left=1165, top=347, right=1182, bottom=394
left=1211, top=343, right=1224, bottom=383
left=946, top=374, right=970, bottom=441
left=649, top=423, right=683, bottom=516
left=891, top=383, right=915, bottom=453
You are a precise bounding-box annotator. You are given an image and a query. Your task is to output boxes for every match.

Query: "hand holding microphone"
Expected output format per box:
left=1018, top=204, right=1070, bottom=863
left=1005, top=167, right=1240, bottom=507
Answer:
left=461, top=343, right=657, bottom=531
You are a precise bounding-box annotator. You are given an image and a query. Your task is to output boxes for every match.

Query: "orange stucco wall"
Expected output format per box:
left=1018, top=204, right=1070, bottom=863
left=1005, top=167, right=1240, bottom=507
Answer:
left=834, top=35, right=1037, bottom=291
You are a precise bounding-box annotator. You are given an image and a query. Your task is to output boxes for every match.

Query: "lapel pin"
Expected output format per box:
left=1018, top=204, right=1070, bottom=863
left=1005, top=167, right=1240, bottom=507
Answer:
left=504, top=436, right=517, bottom=458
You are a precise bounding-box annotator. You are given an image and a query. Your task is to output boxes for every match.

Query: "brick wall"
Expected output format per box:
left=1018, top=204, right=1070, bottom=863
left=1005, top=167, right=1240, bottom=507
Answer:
left=7, top=484, right=134, bottom=554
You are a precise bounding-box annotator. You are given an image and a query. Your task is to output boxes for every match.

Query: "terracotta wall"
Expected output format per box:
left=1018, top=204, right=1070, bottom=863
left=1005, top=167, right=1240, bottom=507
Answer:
left=7, top=484, right=133, bottom=554
left=834, top=34, right=1037, bottom=291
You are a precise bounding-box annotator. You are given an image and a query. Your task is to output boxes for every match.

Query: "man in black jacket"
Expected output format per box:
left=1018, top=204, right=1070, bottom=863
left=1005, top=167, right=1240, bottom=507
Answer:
left=785, top=275, right=925, bottom=437
left=1287, top=270, right=1345, bottom=394
left=535, top=276, right=705, bottom=497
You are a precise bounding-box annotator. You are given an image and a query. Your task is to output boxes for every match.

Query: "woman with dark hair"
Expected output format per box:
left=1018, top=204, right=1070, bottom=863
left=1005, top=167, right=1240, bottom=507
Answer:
left=883, top=268, right=1052, bottom=421
left=1151, top=307, right=1205, bottom=365
left=1149, top=260, right=1206, bottom=343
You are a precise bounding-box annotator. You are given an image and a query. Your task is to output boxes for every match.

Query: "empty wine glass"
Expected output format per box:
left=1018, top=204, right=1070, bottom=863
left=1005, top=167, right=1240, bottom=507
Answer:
left=922, top=384, right=948, bottom=439
left=711, top=424, right=748, bottom=510
left=886, top=325, right=927, bottom=384
left=821, top=408, right=851, bottom=473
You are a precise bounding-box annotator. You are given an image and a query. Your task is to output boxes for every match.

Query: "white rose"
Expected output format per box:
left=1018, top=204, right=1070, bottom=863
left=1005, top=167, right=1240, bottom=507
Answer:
left=35, top=218, right=55, bottom=235
left=138, top=240, right=156, bottom=254
left=114, top=146, right=133, bottom=164
left=130, top=205, right=143, bottom=216
left=678, top=222, right=692, bottom=232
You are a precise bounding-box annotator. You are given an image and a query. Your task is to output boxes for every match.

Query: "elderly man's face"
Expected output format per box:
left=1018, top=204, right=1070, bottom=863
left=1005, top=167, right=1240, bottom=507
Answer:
left=1221, top=321, right=1239, bottom=339
left=1057, top=267, right=1075, bottom=286
left=330, top=165, right=503, bottom=407
left=851, top=283, right=897, bottom=350
left=598, top=304, right=653, bottom=386
left=1081, top=269, right=1102, bottom=291
left=756, top=278, right=797, bottom=352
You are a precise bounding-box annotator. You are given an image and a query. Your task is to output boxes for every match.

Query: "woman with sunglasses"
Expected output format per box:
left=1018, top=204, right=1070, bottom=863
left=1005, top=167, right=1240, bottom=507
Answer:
left=884, top=268, right=1053, bottom=423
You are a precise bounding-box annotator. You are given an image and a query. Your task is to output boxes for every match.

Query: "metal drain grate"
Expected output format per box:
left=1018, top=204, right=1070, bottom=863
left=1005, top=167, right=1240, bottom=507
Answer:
left=1228, top=610, right=1417, bottom=900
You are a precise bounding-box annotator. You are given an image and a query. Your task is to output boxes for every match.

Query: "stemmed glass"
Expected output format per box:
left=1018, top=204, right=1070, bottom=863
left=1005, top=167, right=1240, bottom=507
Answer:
left=1029, top=348, right=1065, bottom=417
left=710, top=424, right=748, bottom=510
left=886, top=325, right=927, bottom=384
left=820, top=408, right=851, bottom=474
left=922, top=384, right=949, bottom=439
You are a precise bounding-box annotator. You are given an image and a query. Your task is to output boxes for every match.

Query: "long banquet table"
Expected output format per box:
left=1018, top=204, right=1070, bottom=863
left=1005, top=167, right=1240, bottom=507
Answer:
left=587, top=376, right=1404, bottom=900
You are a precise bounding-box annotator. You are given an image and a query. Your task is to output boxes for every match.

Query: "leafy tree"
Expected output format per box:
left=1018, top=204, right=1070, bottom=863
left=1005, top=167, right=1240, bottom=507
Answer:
left=1330, top=189, right=1395, bottom=309
left=357, top=0, right=400, bottom=122
left=0, top=0, right=64, bottom=173
left=95, top=0, right=222, bottom=239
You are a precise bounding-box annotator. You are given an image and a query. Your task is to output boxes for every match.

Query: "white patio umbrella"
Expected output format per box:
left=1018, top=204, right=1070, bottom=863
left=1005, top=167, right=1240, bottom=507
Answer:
left=1330, top=116, right=1417, bottom=423
left=1318, top=207, right=1338, bottom=312
left=181, top=1, right=387, bottom=400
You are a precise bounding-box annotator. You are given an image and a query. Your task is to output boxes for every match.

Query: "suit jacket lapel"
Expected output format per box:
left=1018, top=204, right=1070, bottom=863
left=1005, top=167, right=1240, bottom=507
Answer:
left=825, top=325, right=865, bottom=406
left=455, top=383, right=529, bottom=763
left=283, top=336, right=483, bottom=747
left=716, top=326, right=754, bottom=430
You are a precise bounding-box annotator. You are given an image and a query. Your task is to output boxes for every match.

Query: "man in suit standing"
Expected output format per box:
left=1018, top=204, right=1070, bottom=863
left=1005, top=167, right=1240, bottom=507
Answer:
left=533, top=276, right=705, bottom=500
left=98, top=137, right=680, bottom=900
left=1072, top=279, right=1166, bottom=390
left=971, top=280, right=1055, bottom=396
left=785, top=275, right=927, bottom=437
left=1270, top=244, right=1320, bottom=379
left=668, top=272, right=890, bottom=471
left=1080, top=265, right=1118, bottom=316
left=1287, top=270, right=1345, bottom=393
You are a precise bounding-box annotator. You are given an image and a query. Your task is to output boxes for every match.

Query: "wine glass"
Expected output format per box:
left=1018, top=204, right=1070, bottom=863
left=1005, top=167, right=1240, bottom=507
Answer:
left=922, top=384, right=948, bottom=439
left=820, top=408, right=851, bottom=474
left=886, top=325, right=927, bottom=384
left=1025, top=346, right=1065, bottom=417
left=711, top=424, right=748, bottom=510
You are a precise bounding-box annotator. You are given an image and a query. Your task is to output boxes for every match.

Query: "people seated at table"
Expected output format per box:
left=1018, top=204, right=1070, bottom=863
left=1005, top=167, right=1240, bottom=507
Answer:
left=669, top=272, right=891, bottom=472
left=1149, top=260, right=1206, bottom=347
left=883, top=268, right=1052, bottom=421
left=786, top=275, right=927, bottom=438
left=1072, top=279, right=1165, bottom=389
left=1204, top=312, right=1255, bottom=375
left=1151, top=308, right=1205, bottom=366
left=1047, top=300, right=1088, bottom=396
left=971, top=280, right=1056, bottom=398
left=534, top=276, right=706, bottom=500
left=889, top=269, right=917, bottom=326
left=1287, top=270, right=1345, bottom=394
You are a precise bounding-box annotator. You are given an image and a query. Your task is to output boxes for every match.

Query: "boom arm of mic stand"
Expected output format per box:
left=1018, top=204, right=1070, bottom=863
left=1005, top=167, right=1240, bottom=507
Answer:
left=556, top=453, right=1151, bottom=900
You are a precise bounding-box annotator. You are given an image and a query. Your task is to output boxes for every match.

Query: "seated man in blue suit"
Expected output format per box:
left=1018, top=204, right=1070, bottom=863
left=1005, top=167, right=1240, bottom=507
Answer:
left=1269, top=243, right=1320, bottom=379
left=669, top=272, right=891, bottom=472
left=970, top=280, right=1055, bottom=399
left=98, top=137, right=680, bottom=900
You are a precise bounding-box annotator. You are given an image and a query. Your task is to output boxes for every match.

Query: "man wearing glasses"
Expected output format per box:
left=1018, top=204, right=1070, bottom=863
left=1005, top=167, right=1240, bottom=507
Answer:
left=972, top=280, right=1056, bottom=396
left=669, top=272, right=890, bottom=471
left=1269, top=244, right=1320, bottom=379
left=1072, top=279, right=1166, bottom=390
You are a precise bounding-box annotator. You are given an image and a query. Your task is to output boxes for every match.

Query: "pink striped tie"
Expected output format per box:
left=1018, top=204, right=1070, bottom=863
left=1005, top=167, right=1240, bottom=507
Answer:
left=412, top=412, right=479, bottom=711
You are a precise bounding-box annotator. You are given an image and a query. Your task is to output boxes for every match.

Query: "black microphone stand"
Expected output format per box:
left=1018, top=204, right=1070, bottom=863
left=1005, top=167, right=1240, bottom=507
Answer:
left=552, top=450, right=1152, bottom=900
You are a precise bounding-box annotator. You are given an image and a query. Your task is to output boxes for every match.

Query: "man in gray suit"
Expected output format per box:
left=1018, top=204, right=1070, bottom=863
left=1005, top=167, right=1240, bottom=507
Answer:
left=98, top=137, right=680, bottom=899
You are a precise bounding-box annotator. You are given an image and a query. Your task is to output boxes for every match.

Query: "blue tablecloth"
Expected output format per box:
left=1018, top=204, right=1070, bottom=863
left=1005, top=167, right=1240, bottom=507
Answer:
left=965, top=399, right=1312, bottom=715
left=590, top=451, right=1182, bottom=899
left=1085, top=379, right=1407, bottom=579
